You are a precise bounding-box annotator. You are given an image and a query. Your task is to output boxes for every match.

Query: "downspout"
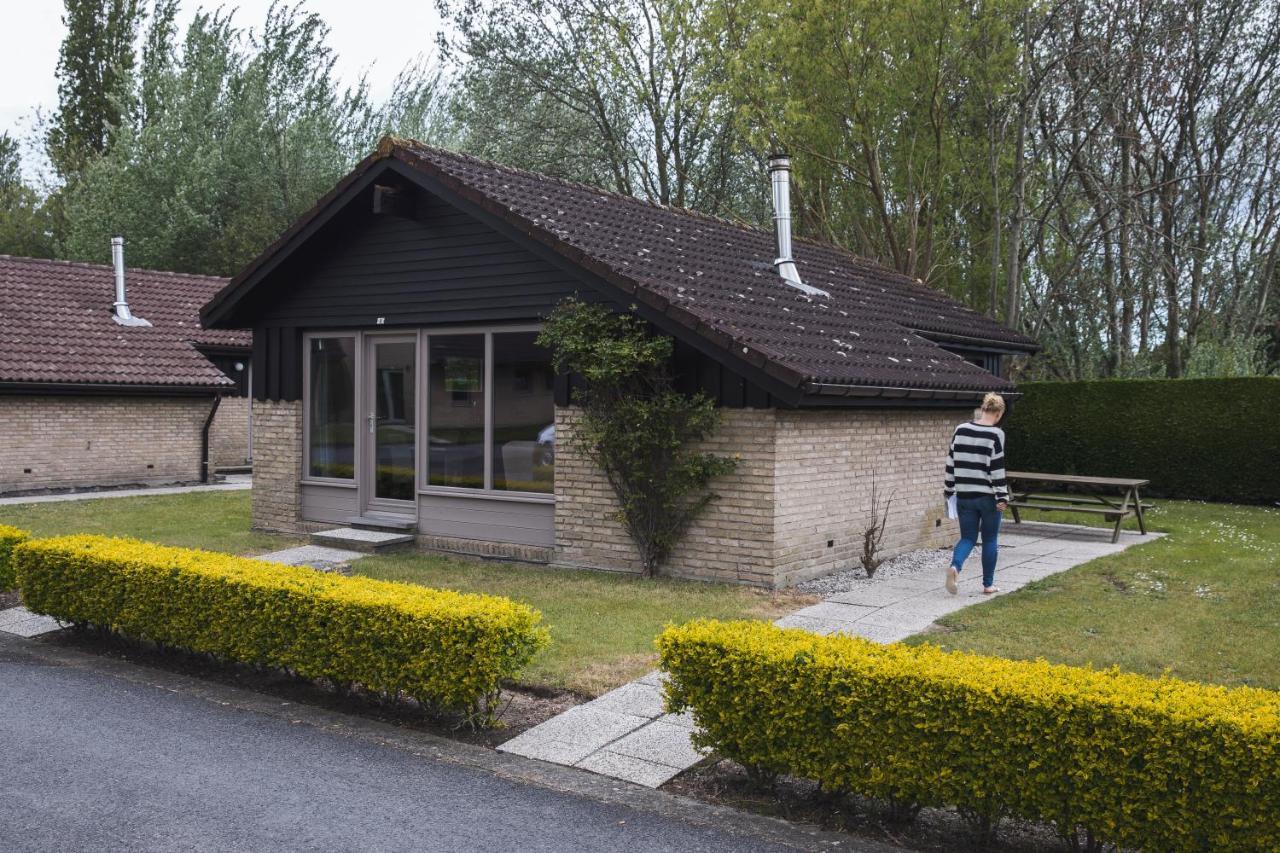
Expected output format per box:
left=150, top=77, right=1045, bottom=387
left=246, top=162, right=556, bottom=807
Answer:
left=201, top=395, right=222, bottom=483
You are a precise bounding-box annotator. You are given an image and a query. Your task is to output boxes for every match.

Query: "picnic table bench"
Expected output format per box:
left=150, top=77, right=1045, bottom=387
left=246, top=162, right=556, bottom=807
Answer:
left=1006, top=471, right=1152, bottom=543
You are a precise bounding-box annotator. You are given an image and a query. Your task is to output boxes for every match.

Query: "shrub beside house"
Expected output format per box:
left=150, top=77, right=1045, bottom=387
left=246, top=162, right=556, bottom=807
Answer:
left=200, top=137, right=1037, bottom=588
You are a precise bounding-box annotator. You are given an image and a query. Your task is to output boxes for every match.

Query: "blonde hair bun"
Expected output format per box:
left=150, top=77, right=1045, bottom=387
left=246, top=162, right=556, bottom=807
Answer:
left=981, top=392, right=1006, bottom=413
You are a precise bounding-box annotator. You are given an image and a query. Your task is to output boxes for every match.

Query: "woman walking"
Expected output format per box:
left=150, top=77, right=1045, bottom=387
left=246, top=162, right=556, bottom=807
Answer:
left=943, top=393, right=1009, bottom=595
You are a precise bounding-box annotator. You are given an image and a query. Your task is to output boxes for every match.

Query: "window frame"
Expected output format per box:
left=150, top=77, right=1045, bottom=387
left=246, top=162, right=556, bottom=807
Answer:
left=301, top=331, right=361, bottom=488
left=418, top=324, right=553, bottom=502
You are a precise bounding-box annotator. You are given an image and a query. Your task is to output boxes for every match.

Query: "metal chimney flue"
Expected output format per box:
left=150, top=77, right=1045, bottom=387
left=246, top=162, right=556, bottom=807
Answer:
left=111, top=236, right=151, bottom=327
left=768, top=155, right=828, bottom=297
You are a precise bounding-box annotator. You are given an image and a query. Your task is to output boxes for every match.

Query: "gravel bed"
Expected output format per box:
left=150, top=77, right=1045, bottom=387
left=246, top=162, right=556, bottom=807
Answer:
left=795, top=547, right=953, bottom=597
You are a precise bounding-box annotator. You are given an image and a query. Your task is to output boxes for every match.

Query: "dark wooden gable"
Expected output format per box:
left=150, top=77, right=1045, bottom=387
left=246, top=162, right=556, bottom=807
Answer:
left=248, top=176, right=776, bottom=406
left=257, top=187, right=589, bottom=330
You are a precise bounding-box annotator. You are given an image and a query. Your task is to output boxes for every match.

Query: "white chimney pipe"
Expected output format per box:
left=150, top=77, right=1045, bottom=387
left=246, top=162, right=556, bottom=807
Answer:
left=768, top=155, right=827, bottom=298
left=111, top=236, right=151, bottom=327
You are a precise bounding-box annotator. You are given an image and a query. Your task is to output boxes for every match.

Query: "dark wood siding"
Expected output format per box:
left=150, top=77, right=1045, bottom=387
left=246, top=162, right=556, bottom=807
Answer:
left=253, top=187, right=591, bottom=400
left=252, top=183, right=776, bottom=405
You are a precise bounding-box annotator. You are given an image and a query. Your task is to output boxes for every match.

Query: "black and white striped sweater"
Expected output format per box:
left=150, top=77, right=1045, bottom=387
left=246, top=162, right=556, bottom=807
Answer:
left=944, top=422, right=1009, bottom=502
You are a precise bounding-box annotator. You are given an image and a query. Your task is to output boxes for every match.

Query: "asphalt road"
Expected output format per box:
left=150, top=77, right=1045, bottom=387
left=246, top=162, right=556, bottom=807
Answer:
left=0, top=642, right=802, bottom=853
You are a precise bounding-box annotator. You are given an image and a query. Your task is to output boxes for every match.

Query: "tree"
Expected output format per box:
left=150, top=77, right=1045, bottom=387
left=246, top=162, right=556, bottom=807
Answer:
left=1021, top=0, right=1280, bottom=379
left=537, top=300, right=737, bottom=576
left=47, top=0, right=145, bottom=181
left=708, top=0, right=1025, bottom=305
left=59, top=1, right=449, bottom=275
left=0, top=134, right=55, bottom=258
left=438, top=0, right=757, bottom=217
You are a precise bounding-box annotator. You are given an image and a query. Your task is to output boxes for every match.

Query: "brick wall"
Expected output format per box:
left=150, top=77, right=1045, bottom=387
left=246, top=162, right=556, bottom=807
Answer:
left=0, top=395, right=211, bottom=495
left=553, top=405, right=960, bottom=588
left=250, top=397, right=961, bottom=586
left=772, top=409, right=956, bottom=587
left=251, top=399, right=302, bottom=532
left=209, top=395, right=251, bottom=470
left=554, top=406, right=779, bottom=586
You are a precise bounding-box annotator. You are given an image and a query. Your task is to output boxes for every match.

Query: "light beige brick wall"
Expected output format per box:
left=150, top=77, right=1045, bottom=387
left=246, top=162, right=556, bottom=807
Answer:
left=554, top=405, right=960, bottom=588
left=0, top=395, right=211, bottom=495
left=772, top=409, right=957, bottom=587
left=209, top=395, right=251, bottom=470
left=251, top=399, right=302, bottom=532
left=553, top=406, right=778, bottom=586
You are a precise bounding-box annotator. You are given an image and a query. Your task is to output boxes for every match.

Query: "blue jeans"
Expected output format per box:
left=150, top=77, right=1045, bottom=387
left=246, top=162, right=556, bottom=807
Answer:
left=952, top=495, right=1002, bottom=587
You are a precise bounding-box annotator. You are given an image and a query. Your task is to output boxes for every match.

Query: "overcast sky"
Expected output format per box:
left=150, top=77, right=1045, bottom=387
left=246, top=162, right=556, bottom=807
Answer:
left=1, top=0, right=446, bottom=171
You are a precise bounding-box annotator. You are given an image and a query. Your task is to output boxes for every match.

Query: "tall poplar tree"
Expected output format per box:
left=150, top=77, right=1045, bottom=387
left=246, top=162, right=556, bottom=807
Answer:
left=47, top=0, right=145, bottom=181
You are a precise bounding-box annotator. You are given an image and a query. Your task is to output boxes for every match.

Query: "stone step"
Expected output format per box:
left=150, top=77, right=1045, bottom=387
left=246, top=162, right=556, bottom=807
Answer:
left=345, top=514, right=417, bottom=533
left=311, top=527, right=415, bottom=553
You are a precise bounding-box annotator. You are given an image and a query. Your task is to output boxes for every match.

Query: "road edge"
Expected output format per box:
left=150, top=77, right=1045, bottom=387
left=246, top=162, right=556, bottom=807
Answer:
left=2, top=632, right=896, bottom=853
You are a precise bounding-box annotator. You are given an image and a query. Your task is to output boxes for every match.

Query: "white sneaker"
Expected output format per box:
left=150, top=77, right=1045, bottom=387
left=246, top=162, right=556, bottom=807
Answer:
left=945, top=566, right=959, bottom=595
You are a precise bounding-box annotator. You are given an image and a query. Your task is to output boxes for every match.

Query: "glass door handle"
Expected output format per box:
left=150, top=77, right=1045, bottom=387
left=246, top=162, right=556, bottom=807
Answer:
left=367, top=412, right=376, bottom=434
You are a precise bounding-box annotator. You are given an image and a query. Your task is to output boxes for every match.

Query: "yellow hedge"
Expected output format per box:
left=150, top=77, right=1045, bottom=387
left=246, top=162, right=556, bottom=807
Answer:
left=0, top=524, right=31, bottom=591
left=16, top=535, right=549, bottom=720
left=658, top=620, right=1280, bottom=851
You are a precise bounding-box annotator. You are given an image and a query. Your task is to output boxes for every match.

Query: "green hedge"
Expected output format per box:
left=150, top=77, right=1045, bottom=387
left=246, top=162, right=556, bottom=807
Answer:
left=658, top=620, right=1280, bottom=851
left=1005, top=377, right=1280, bottom=502
left=0, top=524, right=31, bottom=590
left=16, top=535, right=549, bottom=721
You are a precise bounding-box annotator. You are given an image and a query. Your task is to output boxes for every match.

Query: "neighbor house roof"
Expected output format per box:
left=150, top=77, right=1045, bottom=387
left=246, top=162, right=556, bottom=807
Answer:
left=204, top=137, right=1038, bottom=399
left=0, top=255, right=249, bottom=392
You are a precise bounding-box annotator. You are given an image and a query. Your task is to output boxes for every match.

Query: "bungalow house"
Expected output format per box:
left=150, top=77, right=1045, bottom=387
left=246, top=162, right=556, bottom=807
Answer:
left=0, top=249, right=251, bottom=495
left=201, top=137, right=1038, bottom=588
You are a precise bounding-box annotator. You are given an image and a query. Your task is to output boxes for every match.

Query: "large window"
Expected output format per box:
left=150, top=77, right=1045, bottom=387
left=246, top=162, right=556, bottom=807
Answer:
left=308, top=336, right=356, bottom=479
left=427, top=334, right=486, bottom=489
left=492, top=332, right=555, bottom=493
left=305, top=328, right=555, bottom=496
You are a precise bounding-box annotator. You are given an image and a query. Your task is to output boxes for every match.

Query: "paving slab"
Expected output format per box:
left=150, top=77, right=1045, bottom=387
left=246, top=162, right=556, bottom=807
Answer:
left=786, top=600, right=878, bottom=623
left=607, top=720, right=707, bottom=769
left=575, top=750, right=683, bottom=788
left=254, top=545, right=364, bottom=572
left=588, top=681, right=667, bottom=720
left=498, top=705, right=650, bottom=766
left=772, top=613, right=857, bottom=636
left=0, top=607, right=64, bottom=638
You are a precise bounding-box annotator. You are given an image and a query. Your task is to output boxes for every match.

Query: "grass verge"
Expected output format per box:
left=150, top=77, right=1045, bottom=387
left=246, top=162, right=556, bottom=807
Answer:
left=0, top=492, right=299, bottom=555
left=909, top=500, right=1280, bottom=690
left=353, top=551, right=814, bottom=696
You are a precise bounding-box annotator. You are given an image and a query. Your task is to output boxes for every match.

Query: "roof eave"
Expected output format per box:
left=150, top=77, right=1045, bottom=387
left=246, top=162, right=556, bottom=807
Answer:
left=0, top=380, right=232, bottom=396
left=802, top=381, right=1022, bottom=403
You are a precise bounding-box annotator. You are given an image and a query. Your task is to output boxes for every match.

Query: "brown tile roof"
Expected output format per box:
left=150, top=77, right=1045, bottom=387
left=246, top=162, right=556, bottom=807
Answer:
left=394, top=142, right=1036, bottom=395
left=208, top=137, right=1037, bottom=397
left=0, top=255, right=249, bottom=391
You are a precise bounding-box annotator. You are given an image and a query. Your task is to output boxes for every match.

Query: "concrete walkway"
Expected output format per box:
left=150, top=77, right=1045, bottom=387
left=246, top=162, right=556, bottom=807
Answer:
left=499, top=521, right=1162, bottom=788
left=0, top=474, right=251, bottom=506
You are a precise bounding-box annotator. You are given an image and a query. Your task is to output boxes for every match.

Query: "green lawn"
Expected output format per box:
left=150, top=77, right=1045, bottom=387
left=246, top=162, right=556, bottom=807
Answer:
left=0, top=490, right=810, bottom=696
left=910, top=500, right=1280, bottom=690
left=353, top=552, right=811, bottom=696
left=0, top=492, right=299, bottom=555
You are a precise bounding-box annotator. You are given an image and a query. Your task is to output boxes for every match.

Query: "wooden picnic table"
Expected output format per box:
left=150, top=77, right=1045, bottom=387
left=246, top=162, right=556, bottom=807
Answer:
left=1005, top=471, right=1152, bottom=543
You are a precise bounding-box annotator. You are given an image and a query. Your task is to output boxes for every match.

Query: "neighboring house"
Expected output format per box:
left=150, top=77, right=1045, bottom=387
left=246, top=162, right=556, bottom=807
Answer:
left=0, top=250, right=252, bottom=496
left=201, top=137, right=1038, bottom=588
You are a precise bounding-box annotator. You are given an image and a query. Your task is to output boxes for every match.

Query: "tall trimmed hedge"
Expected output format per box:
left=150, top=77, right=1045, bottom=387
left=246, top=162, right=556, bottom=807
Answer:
left=1005, top=378, right=1280, bottom=503
left=16, top=535, right=549, bottom=722
left=659, top=620, right=1280, bottom=851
